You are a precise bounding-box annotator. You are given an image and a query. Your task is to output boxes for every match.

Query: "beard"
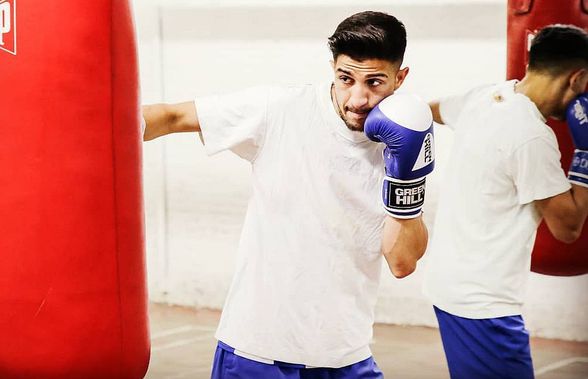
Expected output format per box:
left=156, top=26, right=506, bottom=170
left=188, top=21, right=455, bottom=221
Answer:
left=331, top=84, right=371, bottom=132
left=343, top=118, right=365, bottom=132
left=342, top=108, right=371, bottom=132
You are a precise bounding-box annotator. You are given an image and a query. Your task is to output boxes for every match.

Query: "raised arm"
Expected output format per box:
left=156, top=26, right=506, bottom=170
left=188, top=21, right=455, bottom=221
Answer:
left=365, top=94, right=435, bottom=278
left=142, top=101, right=200, bottom=141
left=381, top=216, right=428, bottom=278
left=535, top=185, right=588, bottom=243
left=535, top=94, right=588, bottom=243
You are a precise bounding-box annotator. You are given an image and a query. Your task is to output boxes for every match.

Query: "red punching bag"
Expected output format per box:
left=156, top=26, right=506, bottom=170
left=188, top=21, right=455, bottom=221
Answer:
left=0, top=1, right=150, bottom=378
left=507, top=0, right=588, bottom=276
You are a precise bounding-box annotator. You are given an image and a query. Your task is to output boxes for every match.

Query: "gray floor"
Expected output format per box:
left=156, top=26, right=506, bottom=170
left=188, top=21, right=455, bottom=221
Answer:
left=145, top=303, right=588, bottom=379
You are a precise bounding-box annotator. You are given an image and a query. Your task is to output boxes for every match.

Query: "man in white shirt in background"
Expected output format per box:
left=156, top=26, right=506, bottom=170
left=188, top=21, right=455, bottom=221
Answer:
left=143, top=11, right=435, bottom=379
left=424, top=24, right=588, bottom=379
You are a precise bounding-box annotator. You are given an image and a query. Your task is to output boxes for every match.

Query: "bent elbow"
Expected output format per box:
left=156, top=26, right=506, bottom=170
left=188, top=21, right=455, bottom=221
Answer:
left=389, top=260, right=416, bottom=279
left=553, top=229, right=581, bottom=244
left=391, top=268, right=413, bottom=279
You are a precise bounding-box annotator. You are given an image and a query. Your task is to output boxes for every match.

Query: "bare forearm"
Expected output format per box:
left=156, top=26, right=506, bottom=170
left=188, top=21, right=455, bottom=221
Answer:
left=537, top=185, right=588, bottom=243
left=571, top=183, right=588, bottom=211
left=142, top=104, right=173, bottom=141
left=566, top=184, right=588, bottom=237
left=142, top=101, right=199, bottom=141
left=381, top=216, right=428, bottom=278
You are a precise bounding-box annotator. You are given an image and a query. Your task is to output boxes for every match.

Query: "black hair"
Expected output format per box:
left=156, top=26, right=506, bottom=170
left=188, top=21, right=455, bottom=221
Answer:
left=328, top=11, right=407, bottom=64
left=528, top=24, right=588, bottom=75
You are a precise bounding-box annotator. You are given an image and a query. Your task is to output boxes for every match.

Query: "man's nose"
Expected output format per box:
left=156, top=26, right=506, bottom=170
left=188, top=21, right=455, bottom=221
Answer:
left=348, top=84, right=369, bottom=110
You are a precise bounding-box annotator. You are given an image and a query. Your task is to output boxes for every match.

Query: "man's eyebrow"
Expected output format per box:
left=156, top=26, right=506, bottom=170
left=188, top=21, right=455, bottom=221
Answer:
left=335, top=68, right=388, bottom=79
left=365, top=73, right=388, bottom=78
left=336, top=68, right=353, bottom=76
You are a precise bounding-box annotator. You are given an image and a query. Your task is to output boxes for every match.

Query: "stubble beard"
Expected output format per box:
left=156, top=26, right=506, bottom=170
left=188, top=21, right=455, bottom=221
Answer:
left=344, top=118, right=365, bottom=132
left=331, top=84, right=368, bottom=133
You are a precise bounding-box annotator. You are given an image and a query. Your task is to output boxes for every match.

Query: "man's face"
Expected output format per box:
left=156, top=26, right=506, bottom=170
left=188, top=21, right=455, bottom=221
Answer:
left=331, top=54, right=409, bottom=132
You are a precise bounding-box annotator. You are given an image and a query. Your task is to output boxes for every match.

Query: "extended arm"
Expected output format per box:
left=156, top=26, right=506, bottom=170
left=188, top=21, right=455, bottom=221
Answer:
left=381, top=216, right=428, bottom=278
left=429, top=85, right=488, bottom=126
left=142, top=101, right=199, bottom=141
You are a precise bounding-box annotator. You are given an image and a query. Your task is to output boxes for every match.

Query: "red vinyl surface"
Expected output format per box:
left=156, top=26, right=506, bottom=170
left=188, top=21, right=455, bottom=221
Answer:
left=0, top=1, right=150, bottom=377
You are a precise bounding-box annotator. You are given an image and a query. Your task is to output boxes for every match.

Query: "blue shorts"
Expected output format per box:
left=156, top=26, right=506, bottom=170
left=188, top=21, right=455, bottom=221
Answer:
left=434, top=306, right=534, bottom=379
left=211, top=341, right=384, bottom=379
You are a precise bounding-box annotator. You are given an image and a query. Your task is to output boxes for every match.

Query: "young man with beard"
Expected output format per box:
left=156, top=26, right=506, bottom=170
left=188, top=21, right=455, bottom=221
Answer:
left=143, top=11, right=434, bottom=378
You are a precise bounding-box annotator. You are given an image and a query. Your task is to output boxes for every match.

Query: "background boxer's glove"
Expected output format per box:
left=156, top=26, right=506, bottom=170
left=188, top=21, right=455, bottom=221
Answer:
left=365, top=93, right=435, bottom=218
left=567, top=93, right=588, bottom=188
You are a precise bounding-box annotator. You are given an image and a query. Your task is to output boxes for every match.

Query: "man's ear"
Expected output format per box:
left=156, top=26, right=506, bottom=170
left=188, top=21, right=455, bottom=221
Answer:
left=569, top=68, right=588, bottom=93
left=394, top=67, right=410, bottom=91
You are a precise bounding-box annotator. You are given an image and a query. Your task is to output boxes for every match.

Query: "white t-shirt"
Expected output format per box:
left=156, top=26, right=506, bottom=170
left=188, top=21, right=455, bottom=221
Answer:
left=196, top=83, right=386, bottom=367
left=423, top=80, right=571, bottom=319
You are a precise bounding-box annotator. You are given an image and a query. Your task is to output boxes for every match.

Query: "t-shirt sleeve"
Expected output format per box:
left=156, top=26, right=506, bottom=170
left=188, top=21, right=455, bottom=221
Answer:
left=196, top=86, right=270, bottom=162
left=510, top=136, right=571, bottom=205
left=438, top=85, right=488, bottom=130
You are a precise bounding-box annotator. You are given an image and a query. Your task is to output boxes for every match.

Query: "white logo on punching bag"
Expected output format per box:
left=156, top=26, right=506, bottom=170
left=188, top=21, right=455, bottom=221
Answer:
left=0, top=0, right=16, bottom=55
left=412, top=132, right=434, bottom=171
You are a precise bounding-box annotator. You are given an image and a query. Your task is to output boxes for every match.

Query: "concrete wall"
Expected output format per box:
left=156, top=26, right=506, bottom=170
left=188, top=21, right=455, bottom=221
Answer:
left=133, top=0, right=588, bottom=341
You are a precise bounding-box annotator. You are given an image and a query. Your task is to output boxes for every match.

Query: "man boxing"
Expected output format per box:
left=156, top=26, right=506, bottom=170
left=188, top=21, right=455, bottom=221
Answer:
left=424, top=24, right=588, bottom=379
left=143, top=11, right=434, bottom=379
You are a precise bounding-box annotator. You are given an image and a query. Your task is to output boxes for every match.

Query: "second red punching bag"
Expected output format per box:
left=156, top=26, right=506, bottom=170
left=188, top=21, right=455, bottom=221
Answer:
left=0, top=0, right=150, bottom=378
left=507, top=0, right=588, bottom=276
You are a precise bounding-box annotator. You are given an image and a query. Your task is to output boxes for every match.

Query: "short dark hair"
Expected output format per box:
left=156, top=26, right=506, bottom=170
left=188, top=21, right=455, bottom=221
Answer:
left=528, top=24, right=588, bottom=75
left=328, top=11, right=407, bottom=64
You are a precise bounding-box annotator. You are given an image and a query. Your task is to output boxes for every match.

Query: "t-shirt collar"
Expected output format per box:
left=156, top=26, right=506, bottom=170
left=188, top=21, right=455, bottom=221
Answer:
left=507, top=79, right=547, bottom=122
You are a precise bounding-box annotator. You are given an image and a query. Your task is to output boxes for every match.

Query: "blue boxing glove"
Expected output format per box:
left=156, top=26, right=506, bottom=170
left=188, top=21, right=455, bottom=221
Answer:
left=365, top=93, right=434, bottom=218
left=567, top=93, right=588, bottom=188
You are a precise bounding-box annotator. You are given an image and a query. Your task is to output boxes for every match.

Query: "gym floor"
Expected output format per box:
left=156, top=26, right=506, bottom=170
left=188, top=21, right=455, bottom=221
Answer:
left=144, top=303, right=588, bottom=379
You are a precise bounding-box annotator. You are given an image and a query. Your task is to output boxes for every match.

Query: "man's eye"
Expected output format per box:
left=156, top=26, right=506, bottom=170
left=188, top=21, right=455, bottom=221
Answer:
left=339, top=76, right=352, bottom=83
left=368, top=79, right=383, bottom=87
